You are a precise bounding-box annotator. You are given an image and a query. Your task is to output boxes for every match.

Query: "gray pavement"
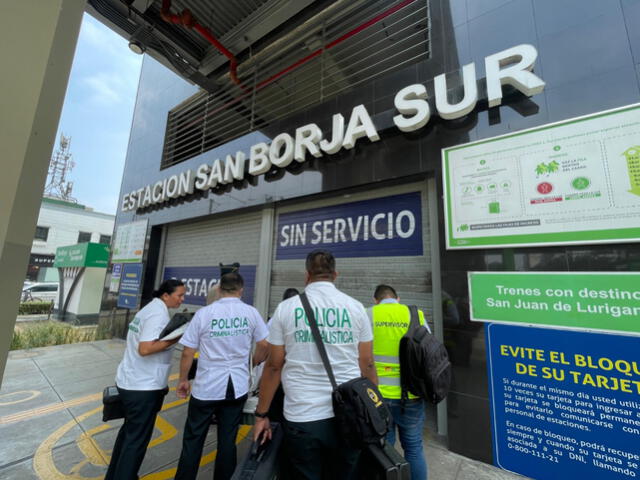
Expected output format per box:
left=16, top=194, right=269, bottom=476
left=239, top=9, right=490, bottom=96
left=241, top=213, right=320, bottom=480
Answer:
left=0, top=340, right=526, bottom=479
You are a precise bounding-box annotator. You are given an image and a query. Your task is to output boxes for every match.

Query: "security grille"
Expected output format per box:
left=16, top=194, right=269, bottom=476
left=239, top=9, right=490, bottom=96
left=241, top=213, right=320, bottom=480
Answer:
left=161, top=0, right=430, bottom=169
left=268, top=182, right=432, bottom=319
left=162, top=210, right=263, bottom=308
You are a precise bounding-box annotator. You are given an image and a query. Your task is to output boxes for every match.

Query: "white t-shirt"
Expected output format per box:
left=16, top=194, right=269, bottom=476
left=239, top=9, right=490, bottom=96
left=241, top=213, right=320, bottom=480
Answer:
left=115, top=298, right=174, bottom=390
left=268, top=281, right=373, bottom=422
left=180, top=297, right=268, bottom=401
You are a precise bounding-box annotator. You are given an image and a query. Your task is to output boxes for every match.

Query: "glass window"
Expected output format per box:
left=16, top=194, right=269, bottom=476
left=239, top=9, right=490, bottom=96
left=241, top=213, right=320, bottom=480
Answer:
left=31, top=284, right=57, bottom=292
left=99, top=234, right=112, bottom=244
left=35, top=226, right=49, bottom=241
left=78, top=232, right=92, bottom=243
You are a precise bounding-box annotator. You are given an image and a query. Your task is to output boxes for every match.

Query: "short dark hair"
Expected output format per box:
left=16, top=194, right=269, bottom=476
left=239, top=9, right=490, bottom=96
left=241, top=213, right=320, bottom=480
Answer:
left=220, top=272, right=244, bottom=292
left=282, top=288, right=299, bottom=300
left=374, top=284, right=397, bottom=301
left=305, top=250, right=336, bottom=279
left=153, top=279, right=184, bottom=298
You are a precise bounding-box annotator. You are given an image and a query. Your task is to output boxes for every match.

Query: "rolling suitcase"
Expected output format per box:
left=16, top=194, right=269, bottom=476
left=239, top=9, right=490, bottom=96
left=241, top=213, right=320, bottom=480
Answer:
left=231, top=422, right=283, bottom=480
left=362, top=441, right=411, bottom=480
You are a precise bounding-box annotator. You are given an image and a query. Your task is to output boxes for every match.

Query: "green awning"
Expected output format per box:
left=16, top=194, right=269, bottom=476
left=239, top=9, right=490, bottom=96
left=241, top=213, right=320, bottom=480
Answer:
left=54, top=243, right=110, bottom=268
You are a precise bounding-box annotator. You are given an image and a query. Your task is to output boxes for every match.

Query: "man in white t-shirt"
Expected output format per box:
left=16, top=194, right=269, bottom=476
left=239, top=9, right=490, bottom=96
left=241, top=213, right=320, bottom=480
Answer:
left=253, top=250, right=377, bottom=480
left=174, top=272, right=269, bottom=480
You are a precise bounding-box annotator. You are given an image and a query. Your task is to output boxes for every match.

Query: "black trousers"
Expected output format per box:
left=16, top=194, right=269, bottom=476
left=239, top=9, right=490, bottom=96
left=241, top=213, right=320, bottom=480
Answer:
left=175, top=391, right=247, bottom=480
left=105, top=387, right=166, bottom=480
left=284, top=417, right=360, bottom=480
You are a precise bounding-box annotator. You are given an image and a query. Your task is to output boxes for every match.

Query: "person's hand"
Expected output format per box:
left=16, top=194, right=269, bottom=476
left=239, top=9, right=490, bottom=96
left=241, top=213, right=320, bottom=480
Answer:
left=253, top=417, right=271, bottom=444
left=176, top=380, right=191, bottom=399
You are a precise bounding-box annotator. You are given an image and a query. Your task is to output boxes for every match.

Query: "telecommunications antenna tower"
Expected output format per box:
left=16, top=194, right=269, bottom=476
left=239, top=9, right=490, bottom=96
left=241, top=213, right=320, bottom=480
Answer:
left=44, top=133, right=76, bottom=202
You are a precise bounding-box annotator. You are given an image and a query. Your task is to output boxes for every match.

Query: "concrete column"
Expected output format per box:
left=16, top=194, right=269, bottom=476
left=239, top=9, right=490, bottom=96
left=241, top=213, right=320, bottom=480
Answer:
left=254, top=205, right=275, bottom=319
left=428, top=176, right=448, bottom=437
left=0, top=0, right=86, bottom=386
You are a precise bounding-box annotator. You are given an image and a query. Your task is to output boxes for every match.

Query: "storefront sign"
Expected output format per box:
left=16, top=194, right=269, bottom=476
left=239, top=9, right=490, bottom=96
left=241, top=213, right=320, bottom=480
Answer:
left=54, top=243, right=110, bottom=268
left=121, top=44, right=546, bottom=212
left=162, top=265, right=257, bottom=306
left=112, top=220, right=148, bottom=263
left=117, top=263, right=143, bottom=309
left=469, top=272, right=640, bottom=336
left=275, top=192, right=423, bottom=260
left=30, top=254, right=55, bottom=267
left=109, top=263, right=122, bottom=293
left=486, top=323, right=640, bottom=480
left=444, top=104, right=640, bottom=249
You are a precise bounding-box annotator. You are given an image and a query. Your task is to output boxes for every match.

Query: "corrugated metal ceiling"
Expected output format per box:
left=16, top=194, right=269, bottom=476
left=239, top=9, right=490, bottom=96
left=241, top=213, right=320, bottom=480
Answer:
left=148, top=0, right=274, bottom=50
left=87, top=0, right=322, bottom=88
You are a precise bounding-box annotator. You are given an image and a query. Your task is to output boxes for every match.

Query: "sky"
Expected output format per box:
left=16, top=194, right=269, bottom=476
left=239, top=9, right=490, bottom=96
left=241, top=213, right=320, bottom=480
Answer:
left=52, top=13, right=143, bottom=215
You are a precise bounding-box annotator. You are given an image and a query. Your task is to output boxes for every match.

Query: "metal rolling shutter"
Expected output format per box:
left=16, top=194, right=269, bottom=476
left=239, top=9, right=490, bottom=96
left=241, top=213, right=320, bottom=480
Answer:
left=269, top=182, right=432, bottom=322
left=162, top=210, right=262, bottom=307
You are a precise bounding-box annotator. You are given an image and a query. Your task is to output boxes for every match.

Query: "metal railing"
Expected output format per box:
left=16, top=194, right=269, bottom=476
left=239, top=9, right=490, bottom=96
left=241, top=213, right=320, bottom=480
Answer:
left=161, top=0, right=430, bottom=169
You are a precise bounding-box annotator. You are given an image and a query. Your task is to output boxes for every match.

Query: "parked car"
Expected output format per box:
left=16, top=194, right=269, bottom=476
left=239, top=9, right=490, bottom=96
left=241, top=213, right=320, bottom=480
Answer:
left=22, top=282, right=59, bottom=306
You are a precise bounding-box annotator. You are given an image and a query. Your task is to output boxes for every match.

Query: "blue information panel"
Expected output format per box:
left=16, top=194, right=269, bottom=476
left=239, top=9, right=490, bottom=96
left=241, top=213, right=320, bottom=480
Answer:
left=117, top=263, right=143, bottom=309
left=486, top=323, right=640, bottom=479
left=275, top=192, right=423, bottom=260
left=162, top=265, right=256, bottom=306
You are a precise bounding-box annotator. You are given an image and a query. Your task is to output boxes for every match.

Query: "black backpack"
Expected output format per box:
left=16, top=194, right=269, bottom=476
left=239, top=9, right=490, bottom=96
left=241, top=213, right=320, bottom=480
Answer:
left=399, top=306, right=451, bottom=404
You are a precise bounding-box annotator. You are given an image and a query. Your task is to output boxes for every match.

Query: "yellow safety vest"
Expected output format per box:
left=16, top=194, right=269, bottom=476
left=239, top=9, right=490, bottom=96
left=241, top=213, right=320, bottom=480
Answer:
left=371, top=302, right=425, bottom=400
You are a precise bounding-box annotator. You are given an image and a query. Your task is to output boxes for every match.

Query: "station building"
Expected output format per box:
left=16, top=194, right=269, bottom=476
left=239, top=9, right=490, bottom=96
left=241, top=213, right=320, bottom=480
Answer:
left=93, top=0, right=640, bottom=468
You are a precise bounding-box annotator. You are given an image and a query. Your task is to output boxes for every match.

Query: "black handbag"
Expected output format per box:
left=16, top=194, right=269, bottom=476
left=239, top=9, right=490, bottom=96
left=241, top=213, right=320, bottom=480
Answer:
left=102, top=385, right=126, bottom=422
left=360, top=441, right=411, bottom=480
left=299, top=293, right=390, bottom=448
left=230, top=421, right=283, bottom=479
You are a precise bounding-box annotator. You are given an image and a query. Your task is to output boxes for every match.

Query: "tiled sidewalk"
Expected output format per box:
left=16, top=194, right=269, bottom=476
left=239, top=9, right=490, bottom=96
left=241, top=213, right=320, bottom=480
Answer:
left=0, top=340, right=527, bottom=479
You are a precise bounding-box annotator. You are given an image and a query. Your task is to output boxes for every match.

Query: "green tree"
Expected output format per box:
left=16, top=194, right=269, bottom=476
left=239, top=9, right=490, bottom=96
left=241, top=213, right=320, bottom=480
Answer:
left=547, top=160, right=559, bottom=173
left=535, top=163, right=547, bottom=176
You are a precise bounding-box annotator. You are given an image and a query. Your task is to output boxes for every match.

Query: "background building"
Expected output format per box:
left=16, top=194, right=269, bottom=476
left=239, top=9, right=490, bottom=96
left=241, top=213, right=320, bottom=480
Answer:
left=28, top=197, right=114, bottom=282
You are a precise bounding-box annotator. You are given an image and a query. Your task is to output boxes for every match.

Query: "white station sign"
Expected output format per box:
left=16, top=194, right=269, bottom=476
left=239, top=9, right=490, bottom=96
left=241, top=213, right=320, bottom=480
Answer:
left=121, top=44, right=545, bottom=212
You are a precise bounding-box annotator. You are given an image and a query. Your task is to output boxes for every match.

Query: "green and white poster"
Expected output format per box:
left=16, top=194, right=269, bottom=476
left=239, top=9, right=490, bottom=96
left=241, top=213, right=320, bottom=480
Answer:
left=443, top=104, right=640, bottom=249
left=468, top=272, right=640, bottom=336
left=112, top=219, right=148, bottom=263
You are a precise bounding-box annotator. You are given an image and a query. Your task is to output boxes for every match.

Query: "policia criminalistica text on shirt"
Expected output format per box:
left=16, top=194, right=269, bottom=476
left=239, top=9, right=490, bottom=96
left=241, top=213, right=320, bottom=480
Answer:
left=253, top=250, right=377, bottom=480
left=174, top=272, right=269, bottom=480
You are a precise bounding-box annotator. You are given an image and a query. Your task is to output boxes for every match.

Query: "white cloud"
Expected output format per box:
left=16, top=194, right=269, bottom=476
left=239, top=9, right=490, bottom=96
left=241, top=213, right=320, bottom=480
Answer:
left=81, top=16, right=125, bottom=58
left=83, top=73, right=123, bottom=104
left=77, top=15, right=142, bottom=106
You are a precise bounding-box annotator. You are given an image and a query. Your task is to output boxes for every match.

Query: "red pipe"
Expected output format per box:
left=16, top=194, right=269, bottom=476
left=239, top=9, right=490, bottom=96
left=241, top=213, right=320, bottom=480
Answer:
left=193, top=24, right=240, bottom=85
left=160, top=0, right=242, bottom=85
left=255, top=0, right=416, bottom=90
left=181, top=0, right=417, bottom=129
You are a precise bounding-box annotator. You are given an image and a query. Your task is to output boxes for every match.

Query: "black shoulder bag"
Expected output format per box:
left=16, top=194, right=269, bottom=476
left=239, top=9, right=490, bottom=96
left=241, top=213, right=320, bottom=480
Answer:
left=299, top=293, right=390, bottom=448
left=102, top=385, right=125, bottom=421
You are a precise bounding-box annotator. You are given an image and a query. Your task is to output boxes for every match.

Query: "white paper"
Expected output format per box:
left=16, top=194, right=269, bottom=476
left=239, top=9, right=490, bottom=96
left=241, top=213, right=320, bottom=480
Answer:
left=160, top=322, right=188, bottom=341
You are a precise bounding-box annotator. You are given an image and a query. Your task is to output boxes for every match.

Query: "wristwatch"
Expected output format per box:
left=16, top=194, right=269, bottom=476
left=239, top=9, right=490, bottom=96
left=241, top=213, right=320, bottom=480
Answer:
left=254, top=410, right=269, bottom=418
